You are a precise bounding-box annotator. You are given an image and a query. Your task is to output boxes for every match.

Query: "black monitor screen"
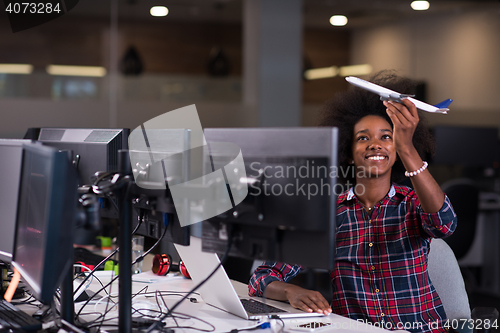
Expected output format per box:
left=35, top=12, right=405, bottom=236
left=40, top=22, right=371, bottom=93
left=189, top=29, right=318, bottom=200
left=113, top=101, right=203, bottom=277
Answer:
left=0, top=139, right=30, bottom=263
left=432, top=126, right=499, bottom=167
left=201, top=128, right=338, bottom=270
left=14, top=146, right=50, bottom=285
left=12, top=144, right=78, bottom=304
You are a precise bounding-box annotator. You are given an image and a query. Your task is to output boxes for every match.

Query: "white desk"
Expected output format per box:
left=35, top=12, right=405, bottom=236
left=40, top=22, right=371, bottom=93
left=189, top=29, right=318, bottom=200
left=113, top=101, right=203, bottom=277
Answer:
left=74, top=270, right=398, bottom=333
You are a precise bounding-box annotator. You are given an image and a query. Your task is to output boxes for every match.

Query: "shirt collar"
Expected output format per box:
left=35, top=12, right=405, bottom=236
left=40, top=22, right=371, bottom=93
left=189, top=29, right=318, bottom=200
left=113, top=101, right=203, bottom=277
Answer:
left=346, top=184, right=396, bottom=201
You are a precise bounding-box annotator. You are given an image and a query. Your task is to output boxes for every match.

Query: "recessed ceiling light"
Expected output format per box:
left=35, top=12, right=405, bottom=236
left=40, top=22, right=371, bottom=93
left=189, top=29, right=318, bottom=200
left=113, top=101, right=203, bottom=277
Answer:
left=411, top=1, right=430, bottom=11
left=339, top=64, right=373, bottom=77
left=330, top=15, right=348, bottom=27
left=0, top=64, right=33, bottom=74
left=304, top=64, right=372, bottom=80
left=304, top=66, right=339, bottom=80
left=46, top=65, right=107, bottom=77
left=150, top=6, right=169, bottom=17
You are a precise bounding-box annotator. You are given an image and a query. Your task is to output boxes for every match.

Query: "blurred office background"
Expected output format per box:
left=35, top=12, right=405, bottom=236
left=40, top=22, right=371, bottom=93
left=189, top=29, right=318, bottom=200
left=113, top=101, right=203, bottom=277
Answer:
left=1, top=0, right=499, bottom=137
left=1, top=0, right=500, bottom=310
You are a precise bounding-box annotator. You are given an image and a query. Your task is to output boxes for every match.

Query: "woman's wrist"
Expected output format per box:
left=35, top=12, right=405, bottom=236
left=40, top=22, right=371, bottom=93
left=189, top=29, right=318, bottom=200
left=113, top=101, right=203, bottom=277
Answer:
left=396, top=145, right=418, bottom=159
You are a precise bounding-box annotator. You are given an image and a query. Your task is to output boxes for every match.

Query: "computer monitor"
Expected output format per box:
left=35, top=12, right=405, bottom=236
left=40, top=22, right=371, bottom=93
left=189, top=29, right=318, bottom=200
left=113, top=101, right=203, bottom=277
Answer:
left=12, top=143, right=79, bottom=304
left=30, top=128, right=130, bottom=223
left=0, top=139, right=32, bottom=264
left=29, top=128, right=130, bottom=186
left=128, top=128, right=194, bottom=247
left=200, top=128, right=338, bottom=270
left=432, top=125, right=499, bottom=167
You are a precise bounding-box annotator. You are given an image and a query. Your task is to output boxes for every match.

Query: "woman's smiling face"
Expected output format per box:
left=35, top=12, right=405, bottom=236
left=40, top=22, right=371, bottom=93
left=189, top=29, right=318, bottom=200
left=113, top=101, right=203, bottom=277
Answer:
left=351, top=115, right=396, bottom=179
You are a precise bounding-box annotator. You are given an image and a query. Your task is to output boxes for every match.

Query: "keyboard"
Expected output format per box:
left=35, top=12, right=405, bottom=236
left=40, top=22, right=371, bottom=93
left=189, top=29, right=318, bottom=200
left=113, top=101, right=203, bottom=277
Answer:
left=74, top=247, right=117, bottom=270
left=0, top=299, right=42, bottom=331
left=240, top=299, right=286, bottom=314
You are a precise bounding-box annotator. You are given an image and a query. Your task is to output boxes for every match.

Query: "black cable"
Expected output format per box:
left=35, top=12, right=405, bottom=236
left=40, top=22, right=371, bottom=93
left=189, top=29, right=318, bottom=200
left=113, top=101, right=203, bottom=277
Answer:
left=92, top=171, right=115, bottom=185
left=158, top=289, right=182, bottom=329
left=80, top=292, right=215, bottom=332
left=105, top=192, right=120, bottom=212
left=164, top=311, right=216, bottom=332
left=75, top=271, right=107, bottom=293
left=130, top=307, right=216, bottom=333
left=73, top=208, right=145, bottom=298
left=75, top=221, right=169, bottom=319
left=155, top=290, right=165, bottom=318
left=145, top=290, right=201, bottom=300
left=91, top=174, right=132, bottom=197
left=270, top=315, right=285, bottom=333
left=9, top=294, right=37, bottom=307
left=95, top=257, right=118, bottom=333
left=82, top=285, right=150, bottom=329
left=72, top=248, right=119, bottom=298
left=77, top=289, right=199, bottom=326
left=134, top=225, right=168, bottom=260
left=93, top=280, right=149, bottom=331
left=145, top=227, right=235, bottom=333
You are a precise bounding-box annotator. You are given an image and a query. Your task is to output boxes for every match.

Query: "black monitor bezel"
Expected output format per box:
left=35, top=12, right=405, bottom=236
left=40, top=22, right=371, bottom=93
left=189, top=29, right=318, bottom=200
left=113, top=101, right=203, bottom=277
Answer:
left=200, top=127, right=338, bottom=270
left=0, top=139, right=32, bottom=264
left=12, top=143, right=78, bottom=304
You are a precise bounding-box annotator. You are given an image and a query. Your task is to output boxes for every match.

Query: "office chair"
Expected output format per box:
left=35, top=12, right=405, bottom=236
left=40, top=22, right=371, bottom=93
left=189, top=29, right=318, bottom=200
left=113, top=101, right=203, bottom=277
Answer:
left=428, top=238, right=471, bottom=320
left=429, top=238, right=498, bottom=333
left=441, top=178, right=480, bottom=260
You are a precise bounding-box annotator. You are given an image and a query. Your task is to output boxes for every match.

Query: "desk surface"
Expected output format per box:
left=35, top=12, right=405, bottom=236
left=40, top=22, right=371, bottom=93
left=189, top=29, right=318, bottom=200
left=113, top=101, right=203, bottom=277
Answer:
left=72, top=269, right=398, bottom=333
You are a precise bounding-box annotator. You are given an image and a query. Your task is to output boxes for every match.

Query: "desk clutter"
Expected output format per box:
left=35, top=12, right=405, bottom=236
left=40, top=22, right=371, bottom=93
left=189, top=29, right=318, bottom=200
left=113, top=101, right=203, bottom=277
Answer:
left=2, top=265, right=373, bottom=333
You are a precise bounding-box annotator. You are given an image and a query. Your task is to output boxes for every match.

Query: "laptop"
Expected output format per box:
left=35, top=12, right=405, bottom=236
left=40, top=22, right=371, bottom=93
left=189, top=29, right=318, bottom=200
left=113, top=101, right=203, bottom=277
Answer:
left=174, top=237, right=325, bottom=320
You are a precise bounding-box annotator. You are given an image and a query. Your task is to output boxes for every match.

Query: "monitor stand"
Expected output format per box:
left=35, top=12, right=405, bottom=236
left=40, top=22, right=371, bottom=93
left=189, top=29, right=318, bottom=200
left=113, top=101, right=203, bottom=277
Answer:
left=1, top=264, right=6, bottom=297
left=60, top=266, right=75, bottom=324
left=1, top=264, right=7, bottom=298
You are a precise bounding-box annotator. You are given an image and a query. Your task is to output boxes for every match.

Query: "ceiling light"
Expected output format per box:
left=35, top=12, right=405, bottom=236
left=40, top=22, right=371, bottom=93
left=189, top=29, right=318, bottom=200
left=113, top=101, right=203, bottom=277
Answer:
left=339, top=64, right=373, bottom=77
left=411, top=1, right=430, bottom=10
left=304, top=64, right=373, bottom=80
left=150, top=6, right=169, bottom=17
left=304, top=66, right=339, bottom=80
left=330, top=15, right=348, bottom=27
left=46, top=65, right=107, bottom=77
left=0, top=64, right=33, bottom=74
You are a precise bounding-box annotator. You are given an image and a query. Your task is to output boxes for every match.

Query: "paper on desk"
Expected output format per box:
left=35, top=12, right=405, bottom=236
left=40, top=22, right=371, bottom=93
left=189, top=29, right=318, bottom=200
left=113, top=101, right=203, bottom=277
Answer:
left=132, top=271, right=187, bottom=283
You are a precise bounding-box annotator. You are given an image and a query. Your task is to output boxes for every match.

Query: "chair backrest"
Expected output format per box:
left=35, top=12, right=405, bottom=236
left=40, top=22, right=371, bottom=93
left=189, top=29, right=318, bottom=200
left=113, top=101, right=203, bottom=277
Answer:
left=428, top=238, right=471, bottom=320
left=441, top=178, right=479, bottom=260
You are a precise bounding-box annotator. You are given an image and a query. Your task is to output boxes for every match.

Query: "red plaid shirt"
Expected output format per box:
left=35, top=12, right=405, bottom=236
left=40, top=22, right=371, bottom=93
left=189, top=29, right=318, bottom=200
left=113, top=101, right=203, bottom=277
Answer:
left=249, top=184, right=457, bottom=333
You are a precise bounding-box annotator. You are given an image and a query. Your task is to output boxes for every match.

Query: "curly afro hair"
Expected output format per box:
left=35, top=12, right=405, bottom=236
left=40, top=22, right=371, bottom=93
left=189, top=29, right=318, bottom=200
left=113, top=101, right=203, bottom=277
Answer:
left=317, top=70, right=435, bottom=184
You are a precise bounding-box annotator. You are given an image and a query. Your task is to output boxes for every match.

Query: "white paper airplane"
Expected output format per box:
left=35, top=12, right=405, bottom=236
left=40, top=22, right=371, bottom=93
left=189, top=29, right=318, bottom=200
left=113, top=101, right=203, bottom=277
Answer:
left=345, top=76, right=451, bottom=114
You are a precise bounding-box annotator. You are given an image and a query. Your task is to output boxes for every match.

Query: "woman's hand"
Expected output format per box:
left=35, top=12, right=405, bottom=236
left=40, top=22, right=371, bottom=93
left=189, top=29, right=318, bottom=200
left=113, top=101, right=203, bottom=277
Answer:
left=264, top=281, right=332, bottom=315
left=383, top=98, right=445, bottom=213
left=283, top=284, right=332, bottom=315
left=383, top=98, right=419, bottom=155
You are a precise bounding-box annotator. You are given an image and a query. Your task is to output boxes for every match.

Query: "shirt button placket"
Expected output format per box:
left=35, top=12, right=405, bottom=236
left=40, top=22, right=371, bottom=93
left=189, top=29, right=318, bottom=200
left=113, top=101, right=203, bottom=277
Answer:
left=373, top=285, right=381, bottom=300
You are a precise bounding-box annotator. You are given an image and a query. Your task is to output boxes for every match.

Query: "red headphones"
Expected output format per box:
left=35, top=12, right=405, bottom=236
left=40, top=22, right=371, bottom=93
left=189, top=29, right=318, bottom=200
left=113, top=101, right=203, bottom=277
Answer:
left=152, top=254, right=190, bottom=279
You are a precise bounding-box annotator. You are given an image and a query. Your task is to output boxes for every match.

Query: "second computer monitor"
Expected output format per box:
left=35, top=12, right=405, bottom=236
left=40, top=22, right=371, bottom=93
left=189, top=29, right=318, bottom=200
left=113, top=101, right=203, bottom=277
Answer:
left=432, top=125, right=499, bottom=167
left=201, top=128, right=338, bottom=270
left=12, top=143, right=79, bottom=304
left=33, top=128, right=129, bottom=186
left=0, top=139, right=32, bottom=264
